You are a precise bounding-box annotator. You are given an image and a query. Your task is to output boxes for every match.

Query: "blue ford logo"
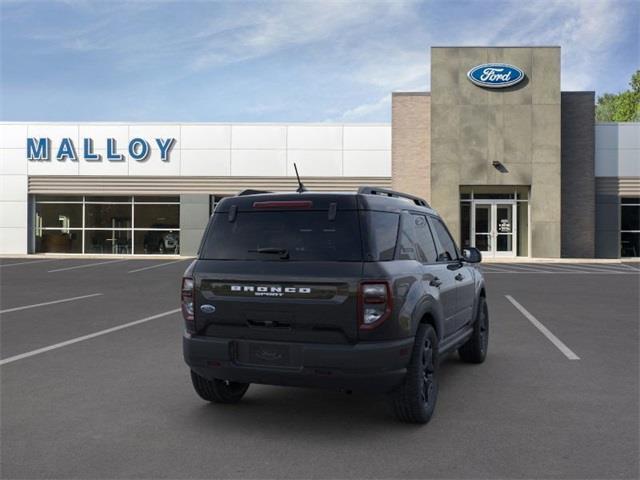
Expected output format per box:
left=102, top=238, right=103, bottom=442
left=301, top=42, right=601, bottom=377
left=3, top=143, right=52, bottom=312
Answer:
left=467, top=63, right=525, bottom=88
left=200, top=304, right=216, bottom=314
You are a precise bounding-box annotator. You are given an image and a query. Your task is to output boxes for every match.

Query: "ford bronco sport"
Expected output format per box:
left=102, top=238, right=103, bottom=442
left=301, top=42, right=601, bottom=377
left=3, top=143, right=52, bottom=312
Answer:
left=182, top=187, right=488, bottom=423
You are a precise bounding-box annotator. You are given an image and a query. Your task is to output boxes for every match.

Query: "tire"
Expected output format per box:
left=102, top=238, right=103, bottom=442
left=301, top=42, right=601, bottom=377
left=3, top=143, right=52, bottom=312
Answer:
left=458, top=296, right=489, bottom=364
left=390, top=324, right=439, bottom=424
left=190, top=370, right=249, bottom=404
left=158, top=242, right=165, bottom=254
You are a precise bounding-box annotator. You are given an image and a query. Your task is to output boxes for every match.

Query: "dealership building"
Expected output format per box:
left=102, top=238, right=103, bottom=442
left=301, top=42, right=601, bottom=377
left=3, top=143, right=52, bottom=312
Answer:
left=0, top=46, right=638, bottom=258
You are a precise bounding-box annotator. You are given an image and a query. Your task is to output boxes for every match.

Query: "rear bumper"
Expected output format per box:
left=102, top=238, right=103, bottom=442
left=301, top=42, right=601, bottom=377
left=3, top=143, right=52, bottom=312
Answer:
left=183, top=334, right=414, bottom=393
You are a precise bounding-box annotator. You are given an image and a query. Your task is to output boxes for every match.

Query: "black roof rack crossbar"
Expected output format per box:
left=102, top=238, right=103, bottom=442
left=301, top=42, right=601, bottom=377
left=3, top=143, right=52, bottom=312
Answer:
left=358, top=186, right=430, bottom=207
left=238, top=189, right=272, bottom=196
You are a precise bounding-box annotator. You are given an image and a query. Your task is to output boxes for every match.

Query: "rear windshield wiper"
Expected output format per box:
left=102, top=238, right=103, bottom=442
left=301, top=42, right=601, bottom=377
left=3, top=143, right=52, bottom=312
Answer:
left=248, top=247, right=290, bottom=260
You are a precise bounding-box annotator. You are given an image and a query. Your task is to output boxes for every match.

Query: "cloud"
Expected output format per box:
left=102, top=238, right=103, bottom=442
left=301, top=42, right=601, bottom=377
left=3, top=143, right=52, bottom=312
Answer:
left=338, top=94, right=391, bottom=121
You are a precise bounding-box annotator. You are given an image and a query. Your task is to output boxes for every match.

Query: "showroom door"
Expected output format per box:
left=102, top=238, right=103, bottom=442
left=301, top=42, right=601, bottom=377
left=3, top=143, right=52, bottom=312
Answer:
left=472, top=201, right=517, bottom=257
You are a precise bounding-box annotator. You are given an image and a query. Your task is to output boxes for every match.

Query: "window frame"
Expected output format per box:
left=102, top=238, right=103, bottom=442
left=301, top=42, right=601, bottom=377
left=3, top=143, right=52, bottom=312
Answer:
left=33, top=195, right=181, bottom=255
left=620, top=197, right=640, bottom=258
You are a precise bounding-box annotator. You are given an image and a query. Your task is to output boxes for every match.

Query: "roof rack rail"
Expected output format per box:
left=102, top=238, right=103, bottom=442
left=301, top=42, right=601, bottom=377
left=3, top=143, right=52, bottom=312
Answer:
left=238, top=189, right=272, bottom=196
left=358, top=186, right=430, bottom=207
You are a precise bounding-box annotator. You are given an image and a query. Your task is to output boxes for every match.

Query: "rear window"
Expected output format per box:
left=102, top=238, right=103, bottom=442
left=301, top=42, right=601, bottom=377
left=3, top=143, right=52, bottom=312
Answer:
left=201, top=211, right=362, bottom=261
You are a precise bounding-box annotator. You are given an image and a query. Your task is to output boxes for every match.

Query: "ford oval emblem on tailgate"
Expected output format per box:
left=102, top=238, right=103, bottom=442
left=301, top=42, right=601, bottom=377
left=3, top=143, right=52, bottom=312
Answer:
left=200, top=304, right=216, bottom=314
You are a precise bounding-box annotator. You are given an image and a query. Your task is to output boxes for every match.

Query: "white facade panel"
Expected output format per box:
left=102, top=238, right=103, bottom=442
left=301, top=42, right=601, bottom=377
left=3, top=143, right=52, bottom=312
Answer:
left=0, top=201, right=28, bottom=228
left=0, top=227, right=28, bottom=254
left=181, top=149, right=231, bottom=176
left=231, top=150, right=287, bottom=176
left=78, top=151, right=129, bottom=176
left=595, top=123, right=640, bottom=178
left=343, top=150, right=391, bottom=177
left=286, top=150, right=343, bottom=176
left=128, top=149, right=181, bottom=176
left=595, top=148, right=618, bottom=176
left=0, top=149, right=28, bottom=175
left=618, top=123, right=640, bottom=149
left=231, top=125, right=287, bottom=150
left=619, top=148, right=640, bottom=177
left=343, top=125, right=391, bottom=150
left=594, top=124, right=618, bottom=150
left=28, top=157, right=80, bottom=176
left=287, top=126, right=343, bottom=150
left=0, top=174, right=27, bottom=201
left=0, top=124, right=28, bottom=149
left=180, top=125, right=231, bottom=149
left=78, top=125, right=129, bottom=154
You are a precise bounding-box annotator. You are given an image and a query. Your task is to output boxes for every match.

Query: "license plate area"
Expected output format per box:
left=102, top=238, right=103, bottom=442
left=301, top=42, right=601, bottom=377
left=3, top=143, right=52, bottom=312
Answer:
left=234, top=341, right=301, bottom=368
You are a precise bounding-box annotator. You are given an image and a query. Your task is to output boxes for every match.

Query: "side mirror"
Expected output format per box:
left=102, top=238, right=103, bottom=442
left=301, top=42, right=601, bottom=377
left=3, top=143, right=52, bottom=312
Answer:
left=462, top=247, right=482, bottom=263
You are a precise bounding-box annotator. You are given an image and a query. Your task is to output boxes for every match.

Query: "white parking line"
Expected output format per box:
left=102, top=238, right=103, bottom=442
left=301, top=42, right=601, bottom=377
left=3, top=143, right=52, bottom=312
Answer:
left=128, top=259, right=186, bottom=273
left=0, top=308, right=181, bottom=366
left=48, top=259, right=129, bottom=273
left=0, top=293, right=103, bottom=315
left=505, top=295, right=580, bottom=360
left=0, top=259, right=58, bottom=268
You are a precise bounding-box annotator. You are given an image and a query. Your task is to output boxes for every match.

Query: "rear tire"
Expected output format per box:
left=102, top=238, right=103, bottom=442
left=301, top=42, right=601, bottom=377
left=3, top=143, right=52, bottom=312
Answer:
left=190, top=370, right=249, bottom=404
left=458, top=296, right=489, bottom=364
left=390, top=324, right=439, bottom=424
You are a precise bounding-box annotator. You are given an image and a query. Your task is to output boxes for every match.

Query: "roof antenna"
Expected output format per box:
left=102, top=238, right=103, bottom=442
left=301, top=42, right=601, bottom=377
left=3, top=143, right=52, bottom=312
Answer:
left=293, top=163, right=307, bottom=193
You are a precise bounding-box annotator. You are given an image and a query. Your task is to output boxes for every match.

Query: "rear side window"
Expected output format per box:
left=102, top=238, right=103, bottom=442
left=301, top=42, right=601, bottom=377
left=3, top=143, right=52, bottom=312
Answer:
left=397, top=214, right=438, bottom=263
left=201, top=211, right=362, bottom=261
left=412, top=215, right=438, bottom=262
left=362, top=211, right=399, bottom=261
left=429, top=217, right=459, bottom=262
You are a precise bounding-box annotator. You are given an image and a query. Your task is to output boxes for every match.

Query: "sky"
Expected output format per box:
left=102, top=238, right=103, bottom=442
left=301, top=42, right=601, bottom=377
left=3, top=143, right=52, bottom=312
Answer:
left=1, top=0, right=638, bottom=122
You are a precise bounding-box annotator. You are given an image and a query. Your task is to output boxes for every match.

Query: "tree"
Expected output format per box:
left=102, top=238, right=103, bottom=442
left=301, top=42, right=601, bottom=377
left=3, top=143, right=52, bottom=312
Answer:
left=596, top=70, right=640, bottom=122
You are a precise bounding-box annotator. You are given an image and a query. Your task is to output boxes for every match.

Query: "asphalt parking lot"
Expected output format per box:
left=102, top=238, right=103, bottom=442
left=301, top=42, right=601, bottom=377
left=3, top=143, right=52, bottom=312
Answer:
left=1, top=258, right=638, bottom=479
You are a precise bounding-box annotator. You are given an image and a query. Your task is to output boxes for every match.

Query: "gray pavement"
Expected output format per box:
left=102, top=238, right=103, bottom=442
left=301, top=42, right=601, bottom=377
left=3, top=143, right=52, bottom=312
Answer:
left=0, top=258, right=638, bottom=479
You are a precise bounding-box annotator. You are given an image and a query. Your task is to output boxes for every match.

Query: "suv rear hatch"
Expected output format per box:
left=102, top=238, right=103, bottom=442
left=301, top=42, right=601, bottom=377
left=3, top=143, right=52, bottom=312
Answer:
left=193, top=194, right=363, bottom=344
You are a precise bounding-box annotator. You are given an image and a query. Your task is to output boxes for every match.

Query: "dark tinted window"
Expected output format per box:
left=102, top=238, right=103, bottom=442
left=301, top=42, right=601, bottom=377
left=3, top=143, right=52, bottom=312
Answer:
left=621, top=205, right=639, bottom=231
left=430, top=217, right=458, bottom=261
left=397, top=215, right=418, bottom=261
left=412, top=215, right=438, bottom=262
left=201, top=211, right=362, bottom=261
left=396, top=214, right=437, bottom=263
left=363, top=211, right=399, bottom=261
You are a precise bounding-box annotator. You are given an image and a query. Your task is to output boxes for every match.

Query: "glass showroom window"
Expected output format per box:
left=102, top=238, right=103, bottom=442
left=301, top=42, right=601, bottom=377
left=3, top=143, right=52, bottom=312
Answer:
left=34, top=195, right=180, bottom=254
left=621, top=197, right=640, bottom=258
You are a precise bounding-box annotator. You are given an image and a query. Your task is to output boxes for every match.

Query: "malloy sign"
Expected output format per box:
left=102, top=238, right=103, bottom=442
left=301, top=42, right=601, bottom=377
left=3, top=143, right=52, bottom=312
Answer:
left=26, top=137, right=176, bottom=162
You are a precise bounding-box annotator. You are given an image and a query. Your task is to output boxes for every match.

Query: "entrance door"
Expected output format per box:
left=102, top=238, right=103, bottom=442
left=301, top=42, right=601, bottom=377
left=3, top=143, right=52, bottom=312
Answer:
left=472, top=201, right=516, bottom=257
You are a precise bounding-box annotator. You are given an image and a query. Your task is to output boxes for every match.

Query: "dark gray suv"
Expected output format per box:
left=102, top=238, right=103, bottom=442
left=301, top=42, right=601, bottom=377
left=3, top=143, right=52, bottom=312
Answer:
left=182, top=187, right=488, bottom=423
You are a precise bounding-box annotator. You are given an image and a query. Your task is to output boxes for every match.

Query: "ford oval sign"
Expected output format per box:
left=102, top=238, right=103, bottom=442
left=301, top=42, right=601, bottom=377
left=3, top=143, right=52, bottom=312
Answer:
left=467, top=63, right=525, bottom=88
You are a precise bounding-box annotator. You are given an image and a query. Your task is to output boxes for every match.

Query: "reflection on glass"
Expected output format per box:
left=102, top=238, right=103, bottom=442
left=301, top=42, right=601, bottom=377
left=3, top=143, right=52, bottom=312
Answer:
left=84, top=230, right=132, bottom=254
left=621, top=205, right=640, bottom=231
left=496, top=235, right=513, bottom=252
left=134, top=204, right=179, bottom=229
left=621, top=232, right=639, bottom=257
left=85, top=204, right=131, bottom=228
left=475, top=205, right=490, bottom=233
left=134, top=196, right=179, bottom=203
left=134, top=230, right=180, bottom=254
left=475, top=235, right=491, bottom=251
left=460, top=203, right=471, bottom=248
left=85, top=196, right=132, bottom=203
left=35, top=230, right=82, bottom=253
left=36, top=204, right=83, bottom=229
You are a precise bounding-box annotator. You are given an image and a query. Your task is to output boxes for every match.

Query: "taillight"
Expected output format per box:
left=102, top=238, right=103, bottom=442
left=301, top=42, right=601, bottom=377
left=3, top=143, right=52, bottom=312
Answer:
left=181, top=277, right=195, bottom=333
left=358, top=282, right=392, bottom=330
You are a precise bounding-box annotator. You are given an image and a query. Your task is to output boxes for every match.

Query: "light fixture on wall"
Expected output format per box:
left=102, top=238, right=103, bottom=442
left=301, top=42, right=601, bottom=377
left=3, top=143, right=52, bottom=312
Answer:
left=492, top=161, right=509, bottom=173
